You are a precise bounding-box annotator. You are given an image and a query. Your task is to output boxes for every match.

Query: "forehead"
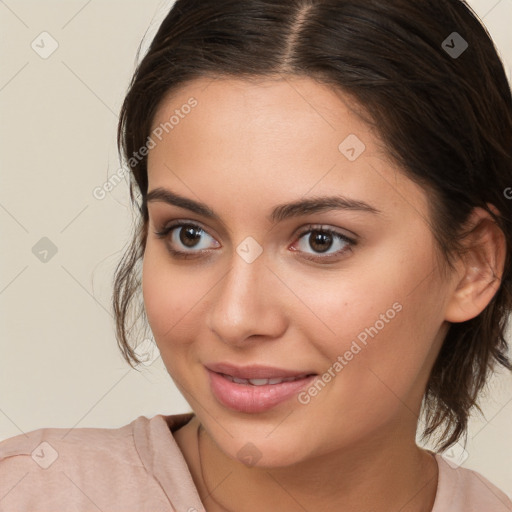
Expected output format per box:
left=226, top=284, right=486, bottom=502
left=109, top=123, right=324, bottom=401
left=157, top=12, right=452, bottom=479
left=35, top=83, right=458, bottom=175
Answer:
left=148, top=76, right=385, bottom=180
left=146, top=76, right=430, bottom=228
left=150, top=75, right=375, bottom=143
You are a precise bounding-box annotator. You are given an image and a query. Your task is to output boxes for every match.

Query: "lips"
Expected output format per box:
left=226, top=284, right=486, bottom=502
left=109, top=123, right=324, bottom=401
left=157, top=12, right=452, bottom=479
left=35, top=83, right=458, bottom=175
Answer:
left=223, top=374, right=310, bottom=386
left=205, top=362, right=316, bottom=380
left=205, top=362, right=318, bottom=413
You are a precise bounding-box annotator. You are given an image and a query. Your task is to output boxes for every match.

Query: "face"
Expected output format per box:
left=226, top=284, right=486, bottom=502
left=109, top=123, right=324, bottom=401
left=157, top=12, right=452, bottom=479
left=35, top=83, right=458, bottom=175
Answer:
left=143, top=76, right=454, bottom=467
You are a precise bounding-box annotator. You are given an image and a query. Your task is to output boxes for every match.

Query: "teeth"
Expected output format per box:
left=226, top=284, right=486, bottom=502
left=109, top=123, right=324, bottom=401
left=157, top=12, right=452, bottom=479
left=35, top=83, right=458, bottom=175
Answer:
left=249, top=378, right=269, bottom=386
left=223, top=374, right=309, bottom=385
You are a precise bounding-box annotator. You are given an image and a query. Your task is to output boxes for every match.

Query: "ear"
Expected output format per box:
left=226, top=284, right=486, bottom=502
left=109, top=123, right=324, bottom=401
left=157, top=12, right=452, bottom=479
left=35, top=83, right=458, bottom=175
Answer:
left=444, top=205, right=506, bottom=323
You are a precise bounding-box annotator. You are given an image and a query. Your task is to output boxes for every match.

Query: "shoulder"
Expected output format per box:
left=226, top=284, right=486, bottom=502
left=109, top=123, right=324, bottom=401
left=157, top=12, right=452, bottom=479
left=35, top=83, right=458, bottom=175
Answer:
left=0, top=416, right=148, bottom=473
left=433, top=453, right=512, bottom=512
left=1, top=417, right=138, bottom=464
left=0, top=413, right=195, bottom=512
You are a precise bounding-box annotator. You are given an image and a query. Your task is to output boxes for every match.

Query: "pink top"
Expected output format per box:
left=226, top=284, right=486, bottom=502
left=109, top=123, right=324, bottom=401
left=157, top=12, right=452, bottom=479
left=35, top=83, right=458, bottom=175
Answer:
left=1, top=413, right=511, bottom=511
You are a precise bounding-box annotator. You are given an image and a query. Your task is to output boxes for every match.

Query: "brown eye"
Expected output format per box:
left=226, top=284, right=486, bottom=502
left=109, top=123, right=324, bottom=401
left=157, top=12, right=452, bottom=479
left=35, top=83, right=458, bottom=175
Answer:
left=154, top=221, right=220, bottom=258
left=308, top=230, right=334, bottom=253
left=293, top=225, right=356, bottom=262
left=180, top=225, right=203, bottom=248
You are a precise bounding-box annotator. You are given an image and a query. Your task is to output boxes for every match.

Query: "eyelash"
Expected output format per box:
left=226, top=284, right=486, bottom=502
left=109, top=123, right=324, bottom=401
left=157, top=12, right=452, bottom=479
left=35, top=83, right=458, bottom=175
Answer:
left=153, top=221, right=357, bottom=262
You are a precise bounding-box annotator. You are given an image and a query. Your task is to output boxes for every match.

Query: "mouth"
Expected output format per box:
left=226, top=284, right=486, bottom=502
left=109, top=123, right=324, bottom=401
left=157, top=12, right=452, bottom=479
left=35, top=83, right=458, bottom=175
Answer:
left=205, top=363, right=318, bottom=413
left=221, top=373, right=315, bottom=386
left=205, top=362, right=317, bottom=380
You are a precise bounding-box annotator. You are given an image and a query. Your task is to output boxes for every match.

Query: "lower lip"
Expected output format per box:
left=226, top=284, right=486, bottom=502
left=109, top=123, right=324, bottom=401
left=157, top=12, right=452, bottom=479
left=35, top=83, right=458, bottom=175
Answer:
left=207, top=369, right=317, bottom=413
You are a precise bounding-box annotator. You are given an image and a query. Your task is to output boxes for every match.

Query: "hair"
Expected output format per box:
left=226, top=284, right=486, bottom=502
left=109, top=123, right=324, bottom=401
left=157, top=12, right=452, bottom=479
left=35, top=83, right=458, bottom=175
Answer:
left=113, top=0, right=512, bottom=452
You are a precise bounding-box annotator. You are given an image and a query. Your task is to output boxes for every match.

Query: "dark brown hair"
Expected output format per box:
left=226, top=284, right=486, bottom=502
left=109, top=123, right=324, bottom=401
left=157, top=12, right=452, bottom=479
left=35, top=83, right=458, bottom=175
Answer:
left=113, top=0, right=512, bottom=451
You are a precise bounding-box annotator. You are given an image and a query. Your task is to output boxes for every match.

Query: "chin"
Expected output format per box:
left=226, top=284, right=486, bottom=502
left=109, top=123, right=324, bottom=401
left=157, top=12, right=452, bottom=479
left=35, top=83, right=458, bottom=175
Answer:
left=206, top=422, right=312, bottom=469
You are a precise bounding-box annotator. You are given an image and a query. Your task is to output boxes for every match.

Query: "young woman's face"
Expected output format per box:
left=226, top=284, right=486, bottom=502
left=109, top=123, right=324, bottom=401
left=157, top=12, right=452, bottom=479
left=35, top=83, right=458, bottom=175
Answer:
left=143, top=76, right=455, bottom=466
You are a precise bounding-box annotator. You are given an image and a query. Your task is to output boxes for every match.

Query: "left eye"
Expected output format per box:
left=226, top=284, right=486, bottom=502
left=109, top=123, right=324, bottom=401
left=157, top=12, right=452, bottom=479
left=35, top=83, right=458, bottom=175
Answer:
left=292, top=225, right=355, bottom=260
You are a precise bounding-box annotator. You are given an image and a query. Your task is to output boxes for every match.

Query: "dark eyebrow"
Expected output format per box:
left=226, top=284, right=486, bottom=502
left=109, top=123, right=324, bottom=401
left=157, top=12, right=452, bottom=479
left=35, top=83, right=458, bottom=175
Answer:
left=270, top=194, right=380, bottom=223
left=146, top=188, right=218, bottom=220
left=146, top=187, right=381, bottom=224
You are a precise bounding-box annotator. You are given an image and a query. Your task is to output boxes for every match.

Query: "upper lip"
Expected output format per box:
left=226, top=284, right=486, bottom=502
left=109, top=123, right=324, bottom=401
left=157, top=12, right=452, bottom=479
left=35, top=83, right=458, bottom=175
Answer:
left=205, top=362, right=317, bottom=380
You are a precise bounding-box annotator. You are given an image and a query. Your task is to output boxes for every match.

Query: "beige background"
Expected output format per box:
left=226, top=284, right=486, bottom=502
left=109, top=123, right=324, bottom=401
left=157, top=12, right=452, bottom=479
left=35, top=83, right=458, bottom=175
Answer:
left=1, top=0, right=511, bottom=499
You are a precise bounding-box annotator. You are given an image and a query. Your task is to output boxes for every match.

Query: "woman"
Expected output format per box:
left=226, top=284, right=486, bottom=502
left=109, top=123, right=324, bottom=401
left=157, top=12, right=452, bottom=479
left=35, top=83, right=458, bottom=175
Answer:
left=1, top=0, right=511, bottom=510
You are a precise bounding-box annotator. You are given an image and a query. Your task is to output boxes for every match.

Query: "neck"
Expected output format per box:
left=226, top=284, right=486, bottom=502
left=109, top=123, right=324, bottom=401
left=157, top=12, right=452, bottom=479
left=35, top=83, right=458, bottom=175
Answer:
left=195, top=418, right=438, bottom=512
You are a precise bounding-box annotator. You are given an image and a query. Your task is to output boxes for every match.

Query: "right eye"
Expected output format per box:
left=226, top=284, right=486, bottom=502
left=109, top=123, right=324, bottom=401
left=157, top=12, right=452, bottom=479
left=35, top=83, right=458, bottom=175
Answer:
left=154, top=221, right=221, bottom=258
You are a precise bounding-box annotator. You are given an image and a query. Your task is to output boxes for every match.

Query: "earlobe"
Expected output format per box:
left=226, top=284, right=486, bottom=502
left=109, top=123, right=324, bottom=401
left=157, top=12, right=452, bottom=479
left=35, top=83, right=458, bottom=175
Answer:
left=444, top=206, right=506, bottom=323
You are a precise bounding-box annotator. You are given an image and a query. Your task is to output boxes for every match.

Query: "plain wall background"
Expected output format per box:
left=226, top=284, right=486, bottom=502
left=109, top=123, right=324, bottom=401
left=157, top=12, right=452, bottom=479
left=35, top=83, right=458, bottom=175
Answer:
left=1, top=0, right=511, bottom=499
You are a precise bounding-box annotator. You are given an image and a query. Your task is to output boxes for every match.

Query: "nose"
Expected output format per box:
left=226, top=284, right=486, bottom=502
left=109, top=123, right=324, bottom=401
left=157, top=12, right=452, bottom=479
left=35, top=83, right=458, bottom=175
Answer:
left=206, top=248, right=287, bottom=347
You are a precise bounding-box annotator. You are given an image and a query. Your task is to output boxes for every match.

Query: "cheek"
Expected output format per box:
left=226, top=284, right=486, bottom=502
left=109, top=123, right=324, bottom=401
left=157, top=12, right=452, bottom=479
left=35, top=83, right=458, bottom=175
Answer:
left=298, top=245, right=445, bottom=415
left=286, top=260, right=402, bottom=353
left=142, top=241, right=205, bottom=344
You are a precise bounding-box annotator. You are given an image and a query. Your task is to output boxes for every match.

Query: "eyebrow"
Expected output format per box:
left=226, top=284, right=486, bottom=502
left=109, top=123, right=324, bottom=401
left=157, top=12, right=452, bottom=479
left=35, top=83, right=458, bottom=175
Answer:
left=146, top=187, right=381, bottom=224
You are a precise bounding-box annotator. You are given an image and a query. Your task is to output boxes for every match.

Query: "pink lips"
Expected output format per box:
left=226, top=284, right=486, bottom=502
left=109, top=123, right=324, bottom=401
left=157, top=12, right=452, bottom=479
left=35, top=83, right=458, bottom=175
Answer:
left=205, top=363, right=317, bottom=413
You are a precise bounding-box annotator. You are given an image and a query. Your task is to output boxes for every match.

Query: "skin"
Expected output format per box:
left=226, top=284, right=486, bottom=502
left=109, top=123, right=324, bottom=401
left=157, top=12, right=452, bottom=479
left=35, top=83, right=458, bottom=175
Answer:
left=142, top=76, right=505, bottom=512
